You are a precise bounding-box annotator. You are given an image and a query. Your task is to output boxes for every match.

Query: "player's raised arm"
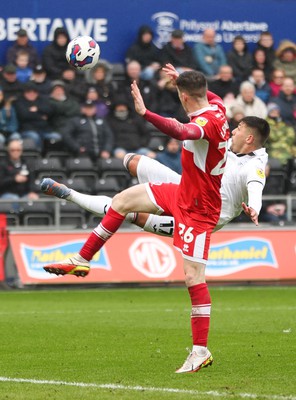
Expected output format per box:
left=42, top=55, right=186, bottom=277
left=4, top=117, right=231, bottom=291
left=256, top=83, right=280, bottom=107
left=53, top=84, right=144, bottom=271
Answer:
left=162, top=63, right=179, bottom=83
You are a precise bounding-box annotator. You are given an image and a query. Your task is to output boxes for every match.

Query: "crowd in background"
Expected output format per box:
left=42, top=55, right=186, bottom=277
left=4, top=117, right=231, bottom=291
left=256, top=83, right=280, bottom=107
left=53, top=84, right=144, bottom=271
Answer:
left=0, top=25, right=296, bottom=224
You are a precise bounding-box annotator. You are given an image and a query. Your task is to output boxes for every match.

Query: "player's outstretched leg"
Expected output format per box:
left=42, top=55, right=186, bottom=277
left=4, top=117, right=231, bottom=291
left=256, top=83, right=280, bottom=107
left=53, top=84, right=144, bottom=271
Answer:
left=175, top=348, right=213, bottom=373
left=41, top=178, right=71, bottom=199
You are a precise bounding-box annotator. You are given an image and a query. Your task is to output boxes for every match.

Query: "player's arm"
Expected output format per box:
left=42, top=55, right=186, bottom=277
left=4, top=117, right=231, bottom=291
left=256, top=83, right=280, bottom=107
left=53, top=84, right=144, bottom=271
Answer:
left=242, top=181, right=264, bottom=226
left=131, top=80, right=203, bottom=140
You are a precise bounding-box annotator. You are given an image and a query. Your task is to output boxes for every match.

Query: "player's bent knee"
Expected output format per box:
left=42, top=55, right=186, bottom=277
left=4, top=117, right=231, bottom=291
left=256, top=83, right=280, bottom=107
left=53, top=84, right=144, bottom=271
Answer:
left=123, top=153, right=141, bottom=177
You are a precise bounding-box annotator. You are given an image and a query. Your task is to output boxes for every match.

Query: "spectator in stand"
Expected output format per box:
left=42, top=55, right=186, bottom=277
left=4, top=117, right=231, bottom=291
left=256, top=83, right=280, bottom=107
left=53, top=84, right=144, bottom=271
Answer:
left=0, top=139, right=39, bottom=202
left=125, top=25, right=161, bottom=81
left=6, top=28, right=39, bottom=69
left=0, top=87, right=20, bottom=145
left=248, top=68, right=271, bottom=104
left=117, top=60, right=158, bottom=112
left=227, top=105, right=245, bottom=132
left=226, top=35, right=253, bottom=83
left=156, top=68, right=188, bottom=122
left=14, top=82, right=61, bottom=152
left=208, top=65, right=239, bottom=100
left=105, top=97, right=153, bottom=160
left=160, top=29, right=197, bottom=72
left=254, top=32, right=276, bottom=74
left=265, top=102, right=296, bottom=166
left=193, top=28, right=227, bottom=79
left=61, top=67, right=88, bottom=103
left=42, top=27, right=70, bottom=80
left=0, top=64, right=23, bottom=103
left=48, top=80, right=80, bottom=133
left=60, top=99, right=114, bottom=162
left=30, top=64, right=52, bottom=96
left=155, top=137, right=182, bottom=174
left=85, top=87, right=110, bottom=118
left=85, top=60, right=117, bottom=109
left=252, top=48, right=273, bottom=81
left=273, top=40, right=296, bottom=84
left=226, top=81, right=267, bottom=119
left=15, top=50, right=33, bottom=83
left=271, top=77, right=296, bottom=129
left=269, top=69, right=286, bottom=98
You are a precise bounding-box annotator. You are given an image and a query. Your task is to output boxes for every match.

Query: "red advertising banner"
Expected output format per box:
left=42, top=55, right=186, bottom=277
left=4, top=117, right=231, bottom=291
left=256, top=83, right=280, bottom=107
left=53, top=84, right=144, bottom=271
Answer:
left=8, top=229, right=296, bottom=285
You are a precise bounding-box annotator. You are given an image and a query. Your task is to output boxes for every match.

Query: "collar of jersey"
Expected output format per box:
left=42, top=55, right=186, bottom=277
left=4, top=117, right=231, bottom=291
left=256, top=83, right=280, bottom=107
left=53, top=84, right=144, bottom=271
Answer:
left=188, top=104, right=218, bottom=118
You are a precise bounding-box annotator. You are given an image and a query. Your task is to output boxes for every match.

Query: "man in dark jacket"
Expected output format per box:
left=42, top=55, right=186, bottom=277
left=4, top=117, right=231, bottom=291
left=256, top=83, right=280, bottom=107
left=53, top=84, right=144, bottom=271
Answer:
left=42, top=27, right=70, bottom=80
left=14, top=82, right=61, bottom=151
left=6, top=28, right=39, bottom=69
left=61, top=100, right=114, bottom=161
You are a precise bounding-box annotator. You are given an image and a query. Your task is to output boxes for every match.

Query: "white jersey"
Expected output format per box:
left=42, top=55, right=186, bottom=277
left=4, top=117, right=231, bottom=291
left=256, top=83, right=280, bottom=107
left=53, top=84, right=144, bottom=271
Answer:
left=137, top=140, right=268, bottom=231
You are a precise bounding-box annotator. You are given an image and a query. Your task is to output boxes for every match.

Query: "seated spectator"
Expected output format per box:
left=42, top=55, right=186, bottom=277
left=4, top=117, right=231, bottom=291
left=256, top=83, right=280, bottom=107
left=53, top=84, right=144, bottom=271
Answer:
left=15, top=49, right=33, bottom=83
left=156, top=69, right=188, bottom=121
left=265, top=102, right=296, bottom=166
left=30, top=64, right=52, bottom=96
left=193, top=28, right=227, bottom=79
left=155, top=137, right=182, bottom=174
left=105, top=97, right=153, bottom=160
left=226, top=81, right=267, bottom=119
left=125, top=25, right=161, bottom=81
left=160, top=29, right=197, bottom=72
left=48, top=80, right=80, bottom=132
left=252, top=48, right=273, bottom=82
left=85, top=87, right=110, bottom=118
left=0, top=87, right=20, bottom=145
left=42, top=27, right=70, bottom=80
left=117, top=60, right=158, bottom=112
left=208, top=65, right=239, bottom=100
left=85, top=60, right=117, bottom=108
left=60, top=100, right=114, bottom=162
left=273, top=40, right=296, bottom=84
left=248, top=68, right=271, bottom=103
left=0, top=64, right=23, bottom=103
left=270, top=77, right=296, bottom=129
left=61, top=67, right=88, bottom=103
left=227, top=105, right=245, bottom=132
left=269, top=69, right=286, bottom=98
left=0, top=139, right=39, bottom=205
left=6, top=28, right=39, bottom=69
left=254, top=32, right=276, bottom=75
left=226, top=35, right=253, bottom=83
left=14, top=82, right=61, bottom=151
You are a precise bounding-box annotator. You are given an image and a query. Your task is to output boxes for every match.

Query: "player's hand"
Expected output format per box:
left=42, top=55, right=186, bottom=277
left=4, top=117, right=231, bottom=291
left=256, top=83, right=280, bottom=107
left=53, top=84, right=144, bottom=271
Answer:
left=162, top=63, right=179, bottom=83
left=242, top=202, right=259, bottom=226
left=131, top=80, right=147, bottom=116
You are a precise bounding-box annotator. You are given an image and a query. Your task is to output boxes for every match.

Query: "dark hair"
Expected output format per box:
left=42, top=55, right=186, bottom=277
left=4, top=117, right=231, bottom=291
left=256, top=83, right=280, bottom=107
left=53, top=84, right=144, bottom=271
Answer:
left=176, top=70, right=207, bottom=99
left=240, top=116, right=270, bottom=145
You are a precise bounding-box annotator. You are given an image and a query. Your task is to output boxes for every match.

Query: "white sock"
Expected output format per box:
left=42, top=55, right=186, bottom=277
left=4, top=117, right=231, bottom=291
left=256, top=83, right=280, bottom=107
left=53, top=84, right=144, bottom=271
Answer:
left=192, top=345, right=208, bottom=355
left=68, top=190, right=137, bottom=222
left=143, top=214, right=174, bottom=237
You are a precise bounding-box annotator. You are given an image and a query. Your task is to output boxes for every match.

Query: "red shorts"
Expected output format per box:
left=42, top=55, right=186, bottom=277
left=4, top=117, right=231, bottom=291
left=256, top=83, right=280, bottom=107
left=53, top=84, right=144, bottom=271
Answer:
left=146, top=182, right=219, bottom=264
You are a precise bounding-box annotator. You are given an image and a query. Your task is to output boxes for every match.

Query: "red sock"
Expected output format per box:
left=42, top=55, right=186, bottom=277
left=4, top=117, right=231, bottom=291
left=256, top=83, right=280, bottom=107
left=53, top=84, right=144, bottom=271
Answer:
left=188, top=283, right=211, bottom=347
left=79, top=207, right=125, bottom=261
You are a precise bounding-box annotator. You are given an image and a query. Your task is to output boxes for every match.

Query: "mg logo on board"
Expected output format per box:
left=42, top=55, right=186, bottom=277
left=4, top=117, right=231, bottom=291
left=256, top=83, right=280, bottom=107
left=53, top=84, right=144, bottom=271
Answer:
left=129, top=237, right=176, bottom=278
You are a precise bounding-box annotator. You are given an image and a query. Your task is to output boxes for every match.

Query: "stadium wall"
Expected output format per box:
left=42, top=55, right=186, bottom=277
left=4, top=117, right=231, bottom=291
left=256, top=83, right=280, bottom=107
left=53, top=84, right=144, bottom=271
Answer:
left=0, top=0, right=295, bottom=65
left=5, top=228, right=296, bottom=285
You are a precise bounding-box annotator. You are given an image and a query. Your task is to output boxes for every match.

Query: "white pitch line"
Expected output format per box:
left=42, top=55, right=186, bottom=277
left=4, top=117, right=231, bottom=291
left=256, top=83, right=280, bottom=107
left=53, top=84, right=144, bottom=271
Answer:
left=0, top=377, right=295, bottom=400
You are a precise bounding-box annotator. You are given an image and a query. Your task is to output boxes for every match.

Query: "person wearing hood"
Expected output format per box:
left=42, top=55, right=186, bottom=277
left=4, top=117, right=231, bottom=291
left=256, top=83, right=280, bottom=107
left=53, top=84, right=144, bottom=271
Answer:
left=125, top=25, right=161, bottom=81
left=42, top=27, right=70, bottom=80
left=105, top=97, right=153, bottom=160
left=85, top=60, right=117, bottom=109
left=273, top=40, right=296, bottom=84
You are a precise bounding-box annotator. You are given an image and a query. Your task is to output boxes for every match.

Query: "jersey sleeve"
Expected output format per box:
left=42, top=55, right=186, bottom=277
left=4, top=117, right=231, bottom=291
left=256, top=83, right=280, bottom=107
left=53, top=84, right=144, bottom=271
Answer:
left=144, top=110, right=203, bottom=140
left=246, top=159, right=266, bottom=186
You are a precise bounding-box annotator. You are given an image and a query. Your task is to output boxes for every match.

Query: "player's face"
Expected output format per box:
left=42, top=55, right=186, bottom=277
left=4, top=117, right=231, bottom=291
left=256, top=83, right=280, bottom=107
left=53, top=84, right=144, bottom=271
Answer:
left=230, top=122, right=250, bottom=154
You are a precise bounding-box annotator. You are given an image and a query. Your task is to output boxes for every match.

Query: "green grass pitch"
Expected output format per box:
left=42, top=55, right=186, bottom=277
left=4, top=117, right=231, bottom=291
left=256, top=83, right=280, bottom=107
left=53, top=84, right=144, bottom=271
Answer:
left=0, top=286, right=295, bottom=400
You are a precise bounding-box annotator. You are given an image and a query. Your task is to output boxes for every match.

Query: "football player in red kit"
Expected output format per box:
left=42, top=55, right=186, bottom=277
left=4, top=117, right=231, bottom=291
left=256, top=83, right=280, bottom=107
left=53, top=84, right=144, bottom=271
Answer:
left=43, top=64, right=230, bottom=373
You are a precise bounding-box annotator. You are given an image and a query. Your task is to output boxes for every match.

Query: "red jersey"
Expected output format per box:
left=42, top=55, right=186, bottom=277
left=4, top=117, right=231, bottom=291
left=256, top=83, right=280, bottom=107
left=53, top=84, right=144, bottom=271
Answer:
left=144, top=92, right=229, bottom=219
